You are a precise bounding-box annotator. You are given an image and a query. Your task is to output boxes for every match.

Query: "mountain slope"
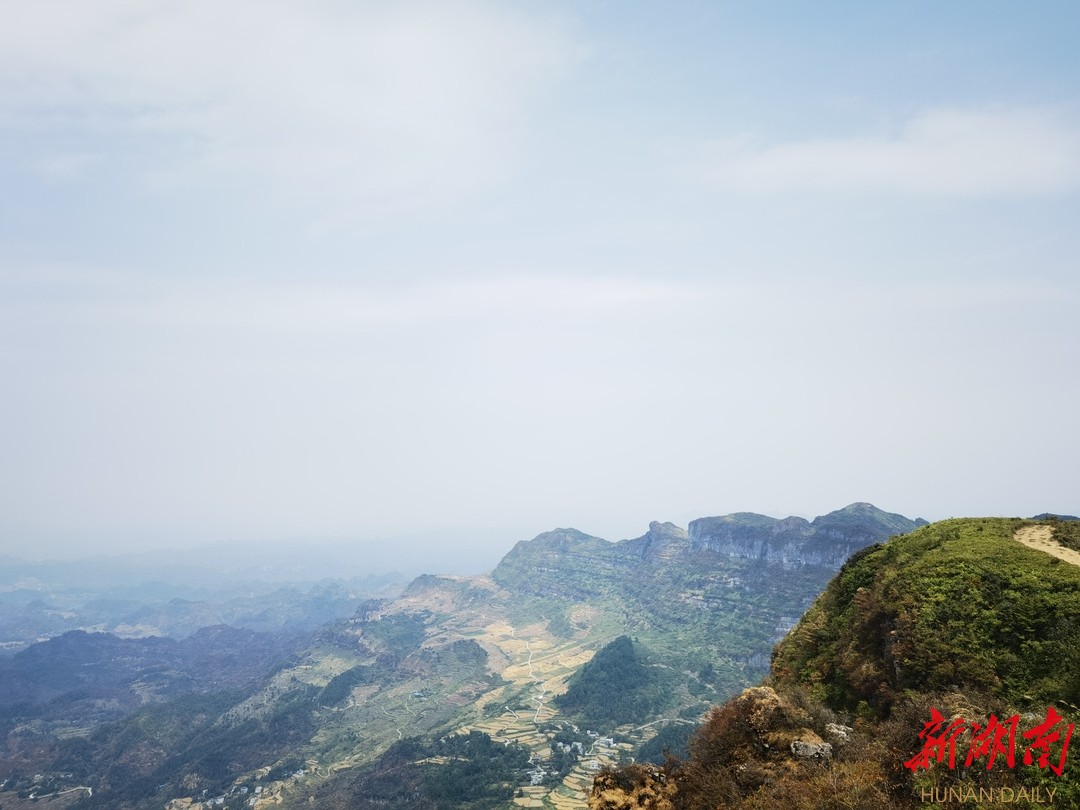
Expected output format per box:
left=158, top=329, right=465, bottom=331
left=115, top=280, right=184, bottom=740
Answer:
left=772, top=517, right=1080, bottom=714
left=591, top=516, right=1080, bottom=809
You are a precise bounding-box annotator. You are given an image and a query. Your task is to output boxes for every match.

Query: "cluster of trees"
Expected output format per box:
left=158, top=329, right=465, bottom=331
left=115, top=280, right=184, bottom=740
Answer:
left=545, top=727, right=582, bottom=781
left=635, top=722, right=695, bottom=765
left=554, top=636, right=671, bottom=729
left=360, top=612, right=429, bottom=657
left=318, top=664, right=379, bottom=706
left=424, top=731, right=531, bottom=807
left=309, top=731, right=531, bottom=810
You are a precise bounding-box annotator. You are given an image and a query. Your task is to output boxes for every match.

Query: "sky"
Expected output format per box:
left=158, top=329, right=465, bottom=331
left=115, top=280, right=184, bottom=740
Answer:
left=2, top=1, right=1078, bottom=568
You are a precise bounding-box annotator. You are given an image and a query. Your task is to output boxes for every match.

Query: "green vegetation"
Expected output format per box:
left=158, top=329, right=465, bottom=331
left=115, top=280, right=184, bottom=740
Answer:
left=554, top=636, right=672, bottom=729
left=423, top=731, right=532, bottom=808
left=635, top=721, right=695, bottom=765
left=318, top=665, right=379, bottom=706
left=361, top=611, right=430, bottom=657
left=309, top=731, right=531, bottom=809
left=772, top=518, right=1080, bottom=715
left=47, top=683, right=319, bottom=808
left=546, top=727, right=582, bottom=780
left=1046, top=516, right=1080, bottom=552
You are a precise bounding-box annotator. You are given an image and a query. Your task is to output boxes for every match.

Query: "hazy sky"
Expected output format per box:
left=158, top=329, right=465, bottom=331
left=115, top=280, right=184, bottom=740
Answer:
left=2, top=1, right=1078, bottom=562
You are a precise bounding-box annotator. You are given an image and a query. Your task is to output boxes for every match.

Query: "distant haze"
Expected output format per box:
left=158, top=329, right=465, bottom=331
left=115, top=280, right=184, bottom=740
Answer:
left=2, top=3, right=1077, bottom=562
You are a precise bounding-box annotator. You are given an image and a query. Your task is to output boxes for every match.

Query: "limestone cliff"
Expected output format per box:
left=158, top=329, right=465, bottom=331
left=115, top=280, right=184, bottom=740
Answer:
left=688, top=502, right=925, bottom=568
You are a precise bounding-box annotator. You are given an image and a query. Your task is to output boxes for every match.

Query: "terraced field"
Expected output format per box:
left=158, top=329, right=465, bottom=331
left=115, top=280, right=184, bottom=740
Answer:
left=455, top=620, right=658, bottom=809
left=238, top=591, right=641, bottom=808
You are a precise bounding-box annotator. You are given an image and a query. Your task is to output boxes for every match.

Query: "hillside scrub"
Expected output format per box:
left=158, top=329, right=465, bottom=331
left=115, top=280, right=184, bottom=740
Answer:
left=771, top=518, right=1080, bottom=716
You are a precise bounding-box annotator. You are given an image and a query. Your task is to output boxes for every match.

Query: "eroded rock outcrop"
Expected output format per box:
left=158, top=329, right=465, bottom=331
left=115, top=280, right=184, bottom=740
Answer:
left=589, top=686, right=838, bottom=809
left=588, top=765, right=676, bottom=810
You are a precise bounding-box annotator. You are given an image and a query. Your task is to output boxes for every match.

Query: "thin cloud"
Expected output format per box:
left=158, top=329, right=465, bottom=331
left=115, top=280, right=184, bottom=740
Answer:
left=30, top=152, right=100, bottom=181
left=123, top=276, right=693, bottom=332
left=0, top=0, right=583, bottom=217
left=0, top=267, right=694, bottom=332
left=691, top=107, right=1080, bottom=197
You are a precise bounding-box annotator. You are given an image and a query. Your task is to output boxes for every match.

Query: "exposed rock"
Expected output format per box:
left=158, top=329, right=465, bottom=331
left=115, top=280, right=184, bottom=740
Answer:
left=491, top=504, right=923, bottom=605
left=593, top=685, right=841, bottom=806
left=825, top=722, right=854, bottom=743
left=688, top=503, right=925, bottom=568
left=740, top=686, right=787, bottom=734
left=589, top=765, right=676, bottom=810
left=689, top=513, right=813, bottom=565
left=790, top=736, right=833, bottom=761
left=617, top=521, right=691, bottom=561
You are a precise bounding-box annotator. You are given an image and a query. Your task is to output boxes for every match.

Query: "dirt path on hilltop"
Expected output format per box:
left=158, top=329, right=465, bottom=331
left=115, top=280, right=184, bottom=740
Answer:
left=1014, top=525, right=1080, bottom=567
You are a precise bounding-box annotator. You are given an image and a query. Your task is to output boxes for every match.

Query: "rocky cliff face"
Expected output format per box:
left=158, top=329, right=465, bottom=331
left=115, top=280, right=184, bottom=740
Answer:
left=688, top=502, right=926, bottom=568
left=491, top=504, right=925, bottom=603
left=615, top=521, right=690, bottom=561
left=587, top=686, right=856, bottom=810
left=495, top=504, right=924, bottom=588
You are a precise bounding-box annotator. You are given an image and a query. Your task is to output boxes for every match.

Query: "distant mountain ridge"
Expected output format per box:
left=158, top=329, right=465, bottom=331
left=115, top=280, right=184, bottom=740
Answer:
left=688, top=502, right=928, bottom=567
left=492, top=503, right=926, bottom=598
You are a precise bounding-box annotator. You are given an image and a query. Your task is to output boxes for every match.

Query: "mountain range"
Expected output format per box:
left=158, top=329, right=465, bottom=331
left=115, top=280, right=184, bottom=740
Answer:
left=0, top=503, right=961, bottom=810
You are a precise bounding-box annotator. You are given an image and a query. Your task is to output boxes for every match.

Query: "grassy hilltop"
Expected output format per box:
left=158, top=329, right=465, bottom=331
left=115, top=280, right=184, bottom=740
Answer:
left=773, top=517, right=1080, bottom=716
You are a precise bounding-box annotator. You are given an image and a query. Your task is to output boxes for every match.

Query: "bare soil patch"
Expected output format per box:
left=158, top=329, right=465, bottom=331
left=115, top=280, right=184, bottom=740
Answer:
left=1013, top=525, right=1080, bottom=567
